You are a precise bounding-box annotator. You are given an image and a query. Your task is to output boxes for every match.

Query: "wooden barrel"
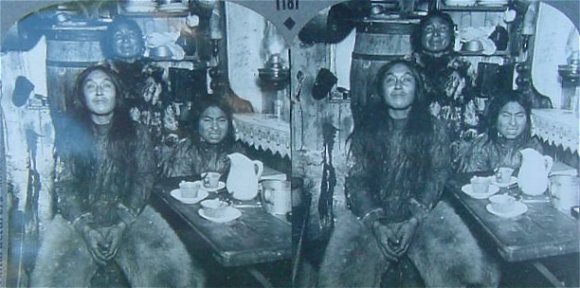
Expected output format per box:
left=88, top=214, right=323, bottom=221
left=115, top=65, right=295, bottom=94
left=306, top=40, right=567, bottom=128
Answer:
left=45, top=23, right=106, bottom=135
left=45, top=24, right=106, bottom=115
left=350, top=20, right=417, bottom=125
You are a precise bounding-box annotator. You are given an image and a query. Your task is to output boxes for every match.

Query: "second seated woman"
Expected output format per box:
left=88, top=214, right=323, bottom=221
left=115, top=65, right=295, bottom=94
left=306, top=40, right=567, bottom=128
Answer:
left=458, top=90, right=543, bottom=173
left=161, top=97, right=244, bottom=179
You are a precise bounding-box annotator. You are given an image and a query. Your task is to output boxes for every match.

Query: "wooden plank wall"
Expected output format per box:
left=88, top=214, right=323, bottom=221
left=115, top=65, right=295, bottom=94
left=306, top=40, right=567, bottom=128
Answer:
left=291, top=40, right=354, bottom=239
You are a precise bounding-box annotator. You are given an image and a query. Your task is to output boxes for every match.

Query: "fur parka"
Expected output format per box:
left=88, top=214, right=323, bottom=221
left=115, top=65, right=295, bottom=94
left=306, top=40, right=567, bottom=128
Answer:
left=319, top=201, right=500, bottom=287
left=31, top=206, right=205, bottom=287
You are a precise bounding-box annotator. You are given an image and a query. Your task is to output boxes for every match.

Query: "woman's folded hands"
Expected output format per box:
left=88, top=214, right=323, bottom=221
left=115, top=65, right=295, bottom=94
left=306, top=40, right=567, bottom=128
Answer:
left=76, top=221, right=128, bottom=265
left=372, top=217, right=419, bottom=261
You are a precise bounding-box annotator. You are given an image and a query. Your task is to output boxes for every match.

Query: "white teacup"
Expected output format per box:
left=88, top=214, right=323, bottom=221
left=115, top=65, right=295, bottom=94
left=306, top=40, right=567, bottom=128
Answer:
left=471, top=176, right=491, bottom=194
left=495, top=167, right=515, bottom=184
left=201, top=172, right=221, bottom=189
left=489, top=194, right=516, bottom=213
left=179, top=181, right=200, bottom=198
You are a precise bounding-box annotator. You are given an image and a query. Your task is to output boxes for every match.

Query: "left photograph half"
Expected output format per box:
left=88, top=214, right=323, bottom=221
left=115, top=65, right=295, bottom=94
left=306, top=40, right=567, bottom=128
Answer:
left=0, top=1, right=291, bottom=287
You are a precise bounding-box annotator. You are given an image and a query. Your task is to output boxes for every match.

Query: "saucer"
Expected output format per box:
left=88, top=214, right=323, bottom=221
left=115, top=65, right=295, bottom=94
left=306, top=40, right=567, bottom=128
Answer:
left=198, top=206, right=242, bottom=223
left=490, top=176, right=518, bottom=188
left=194, top=181, right=226, bottom=193
left=170, top=189, right=208, bottom=204
left=461, top=184, right=500, bottom=199
left=486, top=202, right=527, bottom=218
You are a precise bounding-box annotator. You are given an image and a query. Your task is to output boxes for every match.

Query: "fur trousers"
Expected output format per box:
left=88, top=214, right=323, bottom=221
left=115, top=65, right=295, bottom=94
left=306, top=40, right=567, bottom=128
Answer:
left=31, top=205, right=205, bottom=287
left=318, top=201, right=500, bottom=287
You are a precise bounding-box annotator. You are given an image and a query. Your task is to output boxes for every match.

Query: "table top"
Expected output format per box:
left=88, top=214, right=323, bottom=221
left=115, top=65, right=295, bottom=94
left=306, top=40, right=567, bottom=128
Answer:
left=448, top=174, right=580, bottom=262
left=154, top=179, right=292, bottom=267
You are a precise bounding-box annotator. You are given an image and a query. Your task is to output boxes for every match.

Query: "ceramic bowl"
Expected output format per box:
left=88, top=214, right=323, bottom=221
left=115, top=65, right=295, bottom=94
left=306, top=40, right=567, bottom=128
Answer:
left=462, top=40, right=484, bottom=52
left=150, top=46, right=172, bottom=58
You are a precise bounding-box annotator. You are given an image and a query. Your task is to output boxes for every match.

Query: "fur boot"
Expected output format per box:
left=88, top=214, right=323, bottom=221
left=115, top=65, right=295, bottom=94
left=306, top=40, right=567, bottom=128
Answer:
left=31, top=206, right=205, bottom=287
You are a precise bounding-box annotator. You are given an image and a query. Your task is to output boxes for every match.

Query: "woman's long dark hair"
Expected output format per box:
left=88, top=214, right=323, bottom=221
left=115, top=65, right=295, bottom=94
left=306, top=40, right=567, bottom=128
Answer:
left=486, top=90, right=532, bottom=143
left=353, top=59, right=433, bottom=152
left=411, top=11, right=456, bottom=55
left=57, top=65, right=135, bottom=166
left=186, top=96, right=235, bottom=149
left=348, top=59, right=434, bottom=199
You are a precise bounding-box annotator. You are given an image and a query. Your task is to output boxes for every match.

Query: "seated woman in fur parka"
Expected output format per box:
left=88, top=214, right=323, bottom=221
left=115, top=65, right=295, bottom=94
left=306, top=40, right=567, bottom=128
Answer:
left=31, top=65, right=204, bottom=287
left=160, top=97, right=245, bottom=181
left=458, top=90, right=543, bottom=173
left=318, top=59, right=500, bottom=287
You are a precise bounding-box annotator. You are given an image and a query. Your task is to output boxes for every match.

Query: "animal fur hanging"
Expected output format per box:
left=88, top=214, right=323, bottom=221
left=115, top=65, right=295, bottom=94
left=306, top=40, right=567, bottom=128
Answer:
left=318, top=122, right=338, bottom=243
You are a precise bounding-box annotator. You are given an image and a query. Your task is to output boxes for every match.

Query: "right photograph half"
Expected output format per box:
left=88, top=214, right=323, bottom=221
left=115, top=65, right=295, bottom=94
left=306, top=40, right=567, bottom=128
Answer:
left=290, top=0, right=579, bottom=287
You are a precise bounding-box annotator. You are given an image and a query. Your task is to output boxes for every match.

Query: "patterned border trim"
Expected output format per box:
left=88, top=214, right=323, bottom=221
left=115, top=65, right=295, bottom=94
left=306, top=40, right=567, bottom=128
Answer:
left=233, top=113, right=290, bottom=158
left=531, top=109, right=579, bottom=155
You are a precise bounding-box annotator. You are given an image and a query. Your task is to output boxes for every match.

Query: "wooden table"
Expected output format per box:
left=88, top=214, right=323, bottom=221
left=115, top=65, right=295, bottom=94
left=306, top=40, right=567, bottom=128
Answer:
left=447, top=174, right=579, bottom=286
left=153, top=178, right=291, bottom=286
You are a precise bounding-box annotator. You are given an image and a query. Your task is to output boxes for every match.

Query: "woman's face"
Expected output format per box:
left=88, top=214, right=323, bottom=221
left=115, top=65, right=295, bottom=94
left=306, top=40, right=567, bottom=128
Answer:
left=382, top=63, right=417, bottom=112
left=83, top=70, right=117, bottom=116
left=111, top=24, right=143, bottom=59
left=497, top=101, right=527, bottom=139
left=421, top=16, right=452, bottom=53
left=198, top=106, right=229, bottom=144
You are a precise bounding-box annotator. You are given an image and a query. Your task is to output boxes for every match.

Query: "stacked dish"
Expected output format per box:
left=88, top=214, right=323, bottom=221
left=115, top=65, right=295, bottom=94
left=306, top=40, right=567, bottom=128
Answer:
left=444, top=0, right=477, bottom=6
left=124, top=0, right=157, bottom=13
left=158, top=1, right=188, bottom=12
left=476, top=0, right=508, bottom=7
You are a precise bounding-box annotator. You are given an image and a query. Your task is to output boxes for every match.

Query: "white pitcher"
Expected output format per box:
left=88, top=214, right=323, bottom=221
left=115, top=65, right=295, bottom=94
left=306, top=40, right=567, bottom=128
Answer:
left=517, top=148, right=553, bottom=196
left=226, top=153, right=264, bottom=201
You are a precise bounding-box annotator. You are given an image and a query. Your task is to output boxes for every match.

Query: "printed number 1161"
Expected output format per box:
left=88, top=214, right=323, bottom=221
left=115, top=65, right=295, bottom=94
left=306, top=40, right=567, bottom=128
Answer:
left=276, top=0, right=298, bottom=10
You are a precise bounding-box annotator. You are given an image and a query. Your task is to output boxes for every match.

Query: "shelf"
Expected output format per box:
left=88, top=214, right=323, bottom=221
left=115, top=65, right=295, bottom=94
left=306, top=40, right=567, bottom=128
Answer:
left=147, top=55, right=199, bottom=62
left=456, top=50, right=509, bottom=57
left=120, top=10, right=190, bottom=18
left=439, top=4, right=508, bottom=12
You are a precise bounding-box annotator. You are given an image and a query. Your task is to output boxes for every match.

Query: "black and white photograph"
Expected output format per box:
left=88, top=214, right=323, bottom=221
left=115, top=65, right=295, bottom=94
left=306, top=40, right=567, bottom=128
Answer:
left=290, top=0, right=579, bottom=287
left=1, top=0, right=291, bottom=286
left=0, top=0, right=578, bottom=287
